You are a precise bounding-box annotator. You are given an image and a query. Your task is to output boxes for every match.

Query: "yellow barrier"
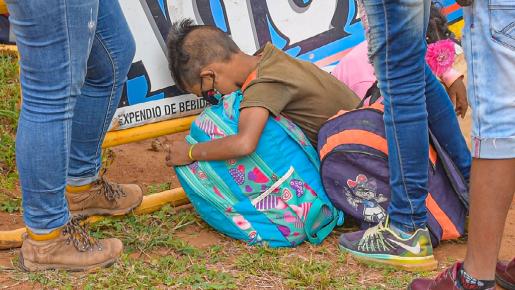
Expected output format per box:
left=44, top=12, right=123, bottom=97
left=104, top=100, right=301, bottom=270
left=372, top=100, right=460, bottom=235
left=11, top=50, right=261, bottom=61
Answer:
left=0, top=1, right=7, bottom=14
left=103, top=115, right=195, bottom=148
left=0, top=188, right=189, bottom=249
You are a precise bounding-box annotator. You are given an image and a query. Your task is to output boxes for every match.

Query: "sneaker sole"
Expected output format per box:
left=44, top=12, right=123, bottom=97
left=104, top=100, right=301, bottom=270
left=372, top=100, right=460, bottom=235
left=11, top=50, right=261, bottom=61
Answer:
left=339, top=245, right=438, bottom=272
left=70, top=194, right=144, bottom=217
left=496, top=273, right=515, bottom=290
left=19, top=252, right=118, bottom=272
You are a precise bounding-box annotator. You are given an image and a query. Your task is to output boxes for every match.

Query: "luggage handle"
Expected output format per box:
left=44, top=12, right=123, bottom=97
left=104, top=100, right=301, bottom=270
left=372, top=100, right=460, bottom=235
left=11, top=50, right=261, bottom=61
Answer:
left=304, top=199, right=338, bottom=244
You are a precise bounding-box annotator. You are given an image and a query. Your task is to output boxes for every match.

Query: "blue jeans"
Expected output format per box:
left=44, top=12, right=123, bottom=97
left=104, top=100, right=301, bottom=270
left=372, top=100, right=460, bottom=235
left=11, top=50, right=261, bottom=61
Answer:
left=360, top=0, right=471, bottom=232
left=463, top=1, right=515, bottom=159
left=6, top=0, right=135, bottom=233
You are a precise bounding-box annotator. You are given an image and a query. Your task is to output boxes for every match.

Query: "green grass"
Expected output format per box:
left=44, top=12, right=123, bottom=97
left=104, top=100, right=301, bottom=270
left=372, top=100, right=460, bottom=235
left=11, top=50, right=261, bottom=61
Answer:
left=0, top=52, right=21, bottom=210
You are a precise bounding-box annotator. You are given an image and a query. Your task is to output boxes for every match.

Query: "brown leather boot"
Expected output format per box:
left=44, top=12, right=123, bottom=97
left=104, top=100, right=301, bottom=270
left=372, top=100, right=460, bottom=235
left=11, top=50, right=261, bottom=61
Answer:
left=66, top=177, right=143, bottom=217
left=20, top=218, right=123, bottom=272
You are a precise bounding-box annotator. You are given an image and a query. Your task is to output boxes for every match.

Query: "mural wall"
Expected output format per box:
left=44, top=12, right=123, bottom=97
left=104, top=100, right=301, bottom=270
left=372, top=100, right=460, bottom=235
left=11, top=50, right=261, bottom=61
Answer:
left=115, top=0, right=463, bottom=130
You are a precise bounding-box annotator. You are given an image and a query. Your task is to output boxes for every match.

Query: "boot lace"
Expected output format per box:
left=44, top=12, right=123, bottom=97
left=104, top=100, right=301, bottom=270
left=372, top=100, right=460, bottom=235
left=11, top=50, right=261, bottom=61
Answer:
left=96, top=177, right=126, bottom=201
left=62, top=216, right=102, bottom=252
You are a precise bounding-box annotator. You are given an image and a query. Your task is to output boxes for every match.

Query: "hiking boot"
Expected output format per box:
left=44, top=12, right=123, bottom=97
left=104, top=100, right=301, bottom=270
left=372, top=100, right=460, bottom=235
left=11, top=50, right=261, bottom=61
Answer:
left=66, top=177, right=143, bottom=217
left=496, top=258, right=515, bottom=290
left=338, top=217, right=437, bottom=272
left=20, top=217, right=123, bottom=272
left=408, top=262, right=496, bottom=290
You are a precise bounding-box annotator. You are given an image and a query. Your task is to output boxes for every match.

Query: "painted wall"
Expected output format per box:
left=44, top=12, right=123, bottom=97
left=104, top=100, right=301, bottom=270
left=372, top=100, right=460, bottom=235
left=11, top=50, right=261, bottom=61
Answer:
left=111, top=1, right=463, bottom=130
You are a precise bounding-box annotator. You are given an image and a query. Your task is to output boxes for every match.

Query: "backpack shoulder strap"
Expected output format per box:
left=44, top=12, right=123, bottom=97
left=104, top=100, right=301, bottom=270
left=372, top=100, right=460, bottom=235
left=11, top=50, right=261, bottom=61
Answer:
left=273, top=116, right=321, bottom=169
left=240, top=71, right=321, bottom=169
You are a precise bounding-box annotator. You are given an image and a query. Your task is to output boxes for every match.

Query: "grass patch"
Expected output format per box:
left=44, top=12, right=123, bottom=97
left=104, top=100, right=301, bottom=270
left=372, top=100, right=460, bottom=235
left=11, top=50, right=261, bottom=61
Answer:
left=146, top=182, right=171, bottom=195
left=0, top=51, right=20, bottom=210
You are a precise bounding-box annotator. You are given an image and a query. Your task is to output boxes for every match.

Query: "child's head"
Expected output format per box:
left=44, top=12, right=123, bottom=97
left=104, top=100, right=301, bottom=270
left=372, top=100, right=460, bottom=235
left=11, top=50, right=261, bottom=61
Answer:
left=426, top=2, right=456, bottom=44
left=167, top=19, right=242, bottom=97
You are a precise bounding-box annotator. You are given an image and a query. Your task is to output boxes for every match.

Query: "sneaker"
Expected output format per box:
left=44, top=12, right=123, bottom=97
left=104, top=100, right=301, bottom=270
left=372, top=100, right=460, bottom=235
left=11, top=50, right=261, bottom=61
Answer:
left=66, top=177, right=143, bottom=217
left=20, top=217, right=123, bottom=272
left=408, top=262, right=462, bottom=290
left=338, top=217, right=437, bottom=271
left=496, top=258, right=515, bottom=290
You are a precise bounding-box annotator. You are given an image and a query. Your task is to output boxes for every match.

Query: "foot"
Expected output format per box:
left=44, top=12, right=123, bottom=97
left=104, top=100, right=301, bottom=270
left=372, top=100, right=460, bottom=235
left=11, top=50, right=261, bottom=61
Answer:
left=409, top=262, right=497, bottom=290
left=66, top=177, right=143, bottom=217
left=20, top=217, right=123, bottom=272
left=338, top=217, right=437, bottom=272
left=408, top=262, right=462, bottom=290
left=496, top=258, right=515, bottom=290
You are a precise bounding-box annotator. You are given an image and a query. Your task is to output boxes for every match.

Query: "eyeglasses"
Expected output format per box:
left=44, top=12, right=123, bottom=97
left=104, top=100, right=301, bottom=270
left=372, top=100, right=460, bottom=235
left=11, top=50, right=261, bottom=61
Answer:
left=200, top=74, right=219, bottom=105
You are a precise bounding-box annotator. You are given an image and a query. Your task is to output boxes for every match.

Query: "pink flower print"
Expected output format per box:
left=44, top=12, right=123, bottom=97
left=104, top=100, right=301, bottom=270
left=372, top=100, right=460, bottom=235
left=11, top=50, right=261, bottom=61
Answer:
left=284, top=211, right=297, bottom=223
left=198, top=170, right=207, bottom=180
left=426, top=39, right=455, bottom=76
left=232, top=215, right=251, bottom=230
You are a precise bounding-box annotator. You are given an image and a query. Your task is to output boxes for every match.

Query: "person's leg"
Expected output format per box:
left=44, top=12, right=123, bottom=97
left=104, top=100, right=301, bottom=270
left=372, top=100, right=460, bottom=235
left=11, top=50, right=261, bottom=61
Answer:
left=7, top=0, right=98, bottom=233
left=67, top=0, right=135, bottom=186
left=464, top=159, right=515, bottom=279
left=409, top=1, right=515, bottom=289
left=64, top=0, right=141, bottom=217
left=6, top=0, right=123, bottom=272
left=339, top=0, right=437, bottom=272
left=460, top=0, right=515, bottom=282
left=368, top=0, right=431, bottom=234
left=424, top=64, right=471, bottom=183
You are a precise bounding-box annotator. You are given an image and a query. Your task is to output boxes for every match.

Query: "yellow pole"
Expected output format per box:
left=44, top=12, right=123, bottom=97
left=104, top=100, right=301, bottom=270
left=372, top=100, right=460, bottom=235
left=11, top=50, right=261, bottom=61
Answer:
left=0, top=0, right=7, bottom=14
left=0, top=187, right=189, bottom=250
left=102, top=115, right=195, bottom=148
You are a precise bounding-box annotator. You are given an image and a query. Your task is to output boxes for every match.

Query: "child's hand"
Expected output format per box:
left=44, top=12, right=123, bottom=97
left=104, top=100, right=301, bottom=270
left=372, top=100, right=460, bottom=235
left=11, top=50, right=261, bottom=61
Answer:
left=446, top=77, right=468, bottom=119
left=165, top=140, right=193, bottom=167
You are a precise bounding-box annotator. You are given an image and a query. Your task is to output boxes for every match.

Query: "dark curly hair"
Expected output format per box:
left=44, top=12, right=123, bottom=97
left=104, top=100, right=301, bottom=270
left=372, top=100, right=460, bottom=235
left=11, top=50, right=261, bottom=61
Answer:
left=426, top=1, right=457, bottom=44
left=166, top=19, right=240, bottom=91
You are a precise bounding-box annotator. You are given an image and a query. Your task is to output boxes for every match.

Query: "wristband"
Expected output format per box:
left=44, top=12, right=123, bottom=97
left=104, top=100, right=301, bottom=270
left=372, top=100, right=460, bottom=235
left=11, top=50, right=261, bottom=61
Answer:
left=188, top=144, right=196, bottom=161
left=441, top=68, right=463, bottom=88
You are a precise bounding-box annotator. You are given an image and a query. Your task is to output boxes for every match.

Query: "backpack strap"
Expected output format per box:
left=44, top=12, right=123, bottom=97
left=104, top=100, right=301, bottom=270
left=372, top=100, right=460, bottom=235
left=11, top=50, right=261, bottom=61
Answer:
left=240, top=69, right=321, bottom=169
left=304, top=199, right=339, bottom=244
left=274, top=117, right=321, bottom=169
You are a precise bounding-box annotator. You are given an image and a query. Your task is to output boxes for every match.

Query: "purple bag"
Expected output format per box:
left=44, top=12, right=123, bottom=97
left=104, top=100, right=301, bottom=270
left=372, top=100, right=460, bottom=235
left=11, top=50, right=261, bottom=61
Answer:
left=317, top=103, right=469, bottom=246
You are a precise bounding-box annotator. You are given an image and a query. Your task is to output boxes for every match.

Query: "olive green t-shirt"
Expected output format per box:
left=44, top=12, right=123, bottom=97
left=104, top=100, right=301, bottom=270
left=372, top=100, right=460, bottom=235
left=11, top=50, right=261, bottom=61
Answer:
left=241, top=43, right=360, bottom=147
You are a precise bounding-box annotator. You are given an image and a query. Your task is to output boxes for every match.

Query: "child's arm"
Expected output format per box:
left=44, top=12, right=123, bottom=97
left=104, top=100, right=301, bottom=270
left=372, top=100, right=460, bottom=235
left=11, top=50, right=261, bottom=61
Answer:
left=445, top=76, right=468, bottom=119
left=166, top=106, right=269, bottom=166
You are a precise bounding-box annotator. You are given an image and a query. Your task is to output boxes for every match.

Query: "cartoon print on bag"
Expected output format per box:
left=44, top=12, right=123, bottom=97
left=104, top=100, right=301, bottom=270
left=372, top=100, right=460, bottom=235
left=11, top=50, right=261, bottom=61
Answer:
left=345, top=174, right=388, bottom=223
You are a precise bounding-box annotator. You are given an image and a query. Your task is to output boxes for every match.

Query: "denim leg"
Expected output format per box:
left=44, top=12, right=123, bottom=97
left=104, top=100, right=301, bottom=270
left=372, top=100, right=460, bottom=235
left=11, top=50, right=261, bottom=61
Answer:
left=361, top=0, right=430, bottom=232
left=6, top=0, right=99, bottom=232
left=424, top=64, right=471, bottom=183
left=67, top=0, right=135, bottom=186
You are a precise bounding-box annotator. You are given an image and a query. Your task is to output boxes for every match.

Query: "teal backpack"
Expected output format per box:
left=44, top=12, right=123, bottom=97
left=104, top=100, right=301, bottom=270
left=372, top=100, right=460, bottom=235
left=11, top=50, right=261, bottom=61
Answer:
left=175, top=91, right=342, bottom=247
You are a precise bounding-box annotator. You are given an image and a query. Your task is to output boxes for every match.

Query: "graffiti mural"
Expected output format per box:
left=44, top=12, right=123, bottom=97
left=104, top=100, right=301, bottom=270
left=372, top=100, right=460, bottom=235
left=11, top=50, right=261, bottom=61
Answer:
left=115, top=0, right=462, bottom=130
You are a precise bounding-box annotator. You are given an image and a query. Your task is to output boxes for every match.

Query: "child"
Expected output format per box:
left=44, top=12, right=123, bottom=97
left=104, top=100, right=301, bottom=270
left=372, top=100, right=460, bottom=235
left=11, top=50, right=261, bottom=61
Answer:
left=332, top=2, right=468, bottom=118
left=165, top=19, right=359, bottom=166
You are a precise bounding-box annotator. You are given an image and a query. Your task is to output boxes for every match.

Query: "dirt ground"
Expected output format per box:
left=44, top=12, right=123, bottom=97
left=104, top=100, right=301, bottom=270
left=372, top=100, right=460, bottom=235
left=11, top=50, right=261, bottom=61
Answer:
left=1, top=112, right=513, bottom=266
left=0, top=55, right=513, bottom=289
